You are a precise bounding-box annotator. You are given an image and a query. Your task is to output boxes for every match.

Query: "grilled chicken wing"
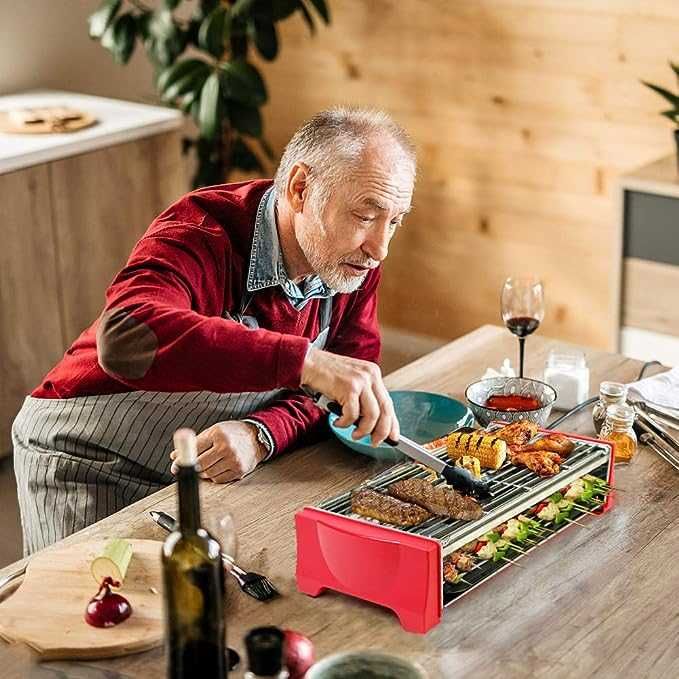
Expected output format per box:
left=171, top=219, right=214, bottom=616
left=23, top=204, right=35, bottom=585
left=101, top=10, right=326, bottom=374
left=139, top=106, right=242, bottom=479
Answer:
left=515, top=433, right=575, bottom=457
left=492, top=420, right=539, bottom=447
left=509, top=451, right=561, bottom=476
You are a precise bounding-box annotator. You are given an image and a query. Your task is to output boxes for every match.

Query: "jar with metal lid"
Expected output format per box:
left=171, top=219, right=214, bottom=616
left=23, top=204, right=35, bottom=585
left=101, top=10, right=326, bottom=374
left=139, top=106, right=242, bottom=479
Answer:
left=592, top=381, right=628, bottom=433
left=599, top=403, right=637, bottom=463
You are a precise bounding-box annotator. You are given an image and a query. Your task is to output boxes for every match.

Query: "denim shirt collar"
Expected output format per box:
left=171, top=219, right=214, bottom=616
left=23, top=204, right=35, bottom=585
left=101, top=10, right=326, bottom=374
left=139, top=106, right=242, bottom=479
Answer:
left=246, top=186, right=335, bottom=310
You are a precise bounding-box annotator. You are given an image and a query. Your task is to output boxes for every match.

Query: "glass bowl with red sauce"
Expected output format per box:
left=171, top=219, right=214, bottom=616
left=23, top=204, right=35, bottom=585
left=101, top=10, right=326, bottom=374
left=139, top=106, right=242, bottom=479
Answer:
left=465, top=377, right=557, bottom=427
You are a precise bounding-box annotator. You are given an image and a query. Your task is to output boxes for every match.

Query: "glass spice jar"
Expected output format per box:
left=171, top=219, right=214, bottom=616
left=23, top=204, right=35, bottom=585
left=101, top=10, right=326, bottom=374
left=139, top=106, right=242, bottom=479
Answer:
left=592, top=381, right=628, bottom=434
left=599, top=403, right=638, bottom=463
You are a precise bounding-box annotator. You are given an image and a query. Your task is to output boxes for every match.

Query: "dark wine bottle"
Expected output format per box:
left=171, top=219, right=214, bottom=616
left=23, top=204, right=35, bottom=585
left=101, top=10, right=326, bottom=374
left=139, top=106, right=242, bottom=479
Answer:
left=163, top=428, right=226, bottom=679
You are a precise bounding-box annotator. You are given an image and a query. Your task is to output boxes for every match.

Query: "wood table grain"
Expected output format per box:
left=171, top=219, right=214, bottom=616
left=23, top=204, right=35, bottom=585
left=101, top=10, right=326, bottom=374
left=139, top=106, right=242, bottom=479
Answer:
left=1, top=325, right=677, bottom=679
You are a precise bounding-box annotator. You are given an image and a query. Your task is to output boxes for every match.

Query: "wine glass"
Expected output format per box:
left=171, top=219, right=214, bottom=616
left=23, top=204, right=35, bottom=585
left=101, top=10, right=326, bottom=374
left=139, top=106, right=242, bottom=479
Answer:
left=500, top=276, right=545, bottom=378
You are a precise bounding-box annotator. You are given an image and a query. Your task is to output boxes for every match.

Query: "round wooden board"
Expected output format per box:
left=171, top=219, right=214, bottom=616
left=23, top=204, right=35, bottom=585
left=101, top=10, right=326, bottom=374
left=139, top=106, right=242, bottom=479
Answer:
left=0, top=112, right=97, bottom=134
left=0, top=539, right=164, bottom=660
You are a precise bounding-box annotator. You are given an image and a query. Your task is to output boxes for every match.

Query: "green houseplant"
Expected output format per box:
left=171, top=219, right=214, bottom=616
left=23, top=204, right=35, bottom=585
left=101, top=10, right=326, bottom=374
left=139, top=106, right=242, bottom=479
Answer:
left=642, top=62, right=679, bottom=172
left=88, top=0, right=330, bottom=187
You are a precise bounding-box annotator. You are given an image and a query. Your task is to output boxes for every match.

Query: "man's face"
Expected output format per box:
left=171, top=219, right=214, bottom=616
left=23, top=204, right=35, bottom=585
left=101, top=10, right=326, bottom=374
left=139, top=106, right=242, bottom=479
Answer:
left=296, top=142, right=415, bottom=293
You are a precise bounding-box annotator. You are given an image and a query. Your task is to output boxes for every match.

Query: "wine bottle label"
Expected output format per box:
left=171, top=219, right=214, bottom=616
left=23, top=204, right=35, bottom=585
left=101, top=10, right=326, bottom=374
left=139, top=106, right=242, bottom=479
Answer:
left=173, top=428, right=198, bottom=467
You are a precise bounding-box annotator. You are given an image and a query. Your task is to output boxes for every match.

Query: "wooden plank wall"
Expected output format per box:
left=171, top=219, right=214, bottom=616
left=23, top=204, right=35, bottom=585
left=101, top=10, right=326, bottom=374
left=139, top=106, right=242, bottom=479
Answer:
left=258, top=0, right=679, bottom=350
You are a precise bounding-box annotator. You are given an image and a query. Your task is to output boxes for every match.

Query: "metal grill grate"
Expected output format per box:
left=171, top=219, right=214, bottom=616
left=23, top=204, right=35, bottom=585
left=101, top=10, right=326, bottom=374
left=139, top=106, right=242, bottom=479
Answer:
left=317, top=435, right=612, bottom=556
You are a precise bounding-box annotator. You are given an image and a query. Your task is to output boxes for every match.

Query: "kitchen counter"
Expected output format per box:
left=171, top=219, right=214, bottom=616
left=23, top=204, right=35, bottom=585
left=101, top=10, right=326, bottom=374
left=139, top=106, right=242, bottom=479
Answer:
left=0, top=90, right=181, bottom=175
left=1, top=325, right=676, bottom=678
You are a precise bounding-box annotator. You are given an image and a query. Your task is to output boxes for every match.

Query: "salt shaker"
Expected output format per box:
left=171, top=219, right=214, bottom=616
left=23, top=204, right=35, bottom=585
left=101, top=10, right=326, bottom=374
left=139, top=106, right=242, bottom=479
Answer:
left=543, top=350, right=590, bottom=411
left=592, top=381, right=628, bottom=434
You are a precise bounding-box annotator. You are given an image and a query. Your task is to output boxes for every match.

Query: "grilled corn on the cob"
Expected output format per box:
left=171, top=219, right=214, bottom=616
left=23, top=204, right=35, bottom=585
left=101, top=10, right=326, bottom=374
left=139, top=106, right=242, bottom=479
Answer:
left=447, top=432, right=507, bottom=470
left=455, top=455, right=482, bottom=479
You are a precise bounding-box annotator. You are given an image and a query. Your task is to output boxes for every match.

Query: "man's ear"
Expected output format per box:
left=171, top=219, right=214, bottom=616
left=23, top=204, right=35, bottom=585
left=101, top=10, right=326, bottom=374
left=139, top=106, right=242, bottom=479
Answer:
left=286, top=162, right=311, bottom=214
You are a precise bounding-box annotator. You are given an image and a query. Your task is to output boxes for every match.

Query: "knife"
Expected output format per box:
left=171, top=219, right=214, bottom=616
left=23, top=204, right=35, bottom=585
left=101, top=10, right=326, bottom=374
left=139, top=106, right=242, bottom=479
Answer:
left=312, top=393, right=492, bottom=499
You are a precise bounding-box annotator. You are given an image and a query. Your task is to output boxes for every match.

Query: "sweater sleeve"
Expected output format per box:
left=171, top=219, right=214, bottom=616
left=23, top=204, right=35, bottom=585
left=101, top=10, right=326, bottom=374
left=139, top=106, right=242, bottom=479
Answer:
left=95, top=223, right=309, bottom=393
left=245, top=267, right=382, bottom=457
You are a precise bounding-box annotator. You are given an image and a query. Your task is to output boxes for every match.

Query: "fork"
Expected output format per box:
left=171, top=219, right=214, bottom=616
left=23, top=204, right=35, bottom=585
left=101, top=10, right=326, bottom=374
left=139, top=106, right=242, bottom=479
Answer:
left=149, top=510, right=279, bottom=602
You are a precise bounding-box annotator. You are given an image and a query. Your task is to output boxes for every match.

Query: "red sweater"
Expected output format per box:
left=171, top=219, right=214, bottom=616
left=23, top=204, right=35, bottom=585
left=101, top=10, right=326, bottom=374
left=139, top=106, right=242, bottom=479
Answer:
left=33, top=179, right=381, bottom=456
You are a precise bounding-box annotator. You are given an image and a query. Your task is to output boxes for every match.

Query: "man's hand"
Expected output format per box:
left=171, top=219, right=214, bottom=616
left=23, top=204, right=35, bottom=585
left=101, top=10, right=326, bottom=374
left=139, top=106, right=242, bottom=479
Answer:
left=301, top=347, right=399, bottom=447
left=170, top=420, right=267, bottom=483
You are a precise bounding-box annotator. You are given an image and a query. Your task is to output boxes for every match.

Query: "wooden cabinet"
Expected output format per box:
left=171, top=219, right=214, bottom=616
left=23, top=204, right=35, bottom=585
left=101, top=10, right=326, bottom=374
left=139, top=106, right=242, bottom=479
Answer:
left=619, top=154, right=679, bottom=365
left=0, top=91, right=186, bottom=454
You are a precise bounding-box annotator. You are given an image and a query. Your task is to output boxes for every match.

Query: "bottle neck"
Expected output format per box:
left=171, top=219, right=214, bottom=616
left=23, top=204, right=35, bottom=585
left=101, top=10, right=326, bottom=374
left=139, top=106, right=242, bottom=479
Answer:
left=177, top=464, right=201, bottom=533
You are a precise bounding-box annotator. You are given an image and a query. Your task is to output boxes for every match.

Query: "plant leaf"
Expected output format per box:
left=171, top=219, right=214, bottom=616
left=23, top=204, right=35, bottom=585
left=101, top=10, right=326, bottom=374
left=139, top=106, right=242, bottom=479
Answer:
left=198, top=6, right=230, bottom=57
left=101, top=13, right=137, bottom=65
left=164, top=64, right=211, bottom=101
left=252, top=19, right=278, bottom=60
left=641, top=80, right=679, bottom=108
left=661, top=109, right=679, bottom=124
left=231, top=0, right=258, bottom=18
left=199, top=71, right=223, bottom=140
left=297, top=1, right=316, bottom=35
left=146, top=9, right=186, bottom=67
left=149, top=8, right=176, bottom=40
left=219, top=60, right=267, bottom=106
left=136, top=11, right=152, bottom=40
left=88, top=0, right=121, bottom=39
left=228, top=101, right=263, bottom=137
left=308, top=0, right=330, bottom=24
left=165, top=0, right=182, bottom=9
left=272, top=0, right=299, bottom=21
left=231, top=136, right=264, bottom=172
left=158, top=58, right=209, bottom=97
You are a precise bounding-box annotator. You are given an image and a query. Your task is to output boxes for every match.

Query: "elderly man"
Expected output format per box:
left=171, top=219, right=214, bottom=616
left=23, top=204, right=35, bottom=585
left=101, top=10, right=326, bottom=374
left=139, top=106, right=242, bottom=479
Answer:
left=12, top=107, right=416, bottom=553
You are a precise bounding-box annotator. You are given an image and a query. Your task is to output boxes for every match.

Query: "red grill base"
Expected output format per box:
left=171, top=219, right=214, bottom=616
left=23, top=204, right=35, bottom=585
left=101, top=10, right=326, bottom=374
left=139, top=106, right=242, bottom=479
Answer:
left=296, top=507, right=442, bottom=633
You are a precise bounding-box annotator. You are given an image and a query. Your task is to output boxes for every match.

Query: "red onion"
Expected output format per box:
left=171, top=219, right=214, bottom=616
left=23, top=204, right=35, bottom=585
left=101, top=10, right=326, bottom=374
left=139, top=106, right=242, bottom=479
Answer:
left=84, top=576, right=132, bottom=628
left=283, top=629, right=315, bottom=679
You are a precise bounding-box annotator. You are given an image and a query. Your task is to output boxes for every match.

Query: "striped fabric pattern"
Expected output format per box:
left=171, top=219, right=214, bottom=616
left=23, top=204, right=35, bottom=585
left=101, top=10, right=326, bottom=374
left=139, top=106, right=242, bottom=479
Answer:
left=12, top=387, right=285, bottom=555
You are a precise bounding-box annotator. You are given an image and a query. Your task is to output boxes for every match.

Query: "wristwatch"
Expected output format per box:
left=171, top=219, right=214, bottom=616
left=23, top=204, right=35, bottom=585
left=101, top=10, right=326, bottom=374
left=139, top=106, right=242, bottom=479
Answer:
left=243, top=418, right=275, bottom=460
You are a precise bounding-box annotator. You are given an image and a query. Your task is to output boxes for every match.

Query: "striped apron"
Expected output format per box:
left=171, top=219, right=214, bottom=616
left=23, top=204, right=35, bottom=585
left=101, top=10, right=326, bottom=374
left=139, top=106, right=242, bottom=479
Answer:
left=12, top=294, right=332, bottom=555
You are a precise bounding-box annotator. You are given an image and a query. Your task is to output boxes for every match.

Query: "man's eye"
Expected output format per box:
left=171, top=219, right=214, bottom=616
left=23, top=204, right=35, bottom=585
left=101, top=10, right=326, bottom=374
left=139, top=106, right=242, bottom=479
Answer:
left=357, top=215, right=374, bottom=223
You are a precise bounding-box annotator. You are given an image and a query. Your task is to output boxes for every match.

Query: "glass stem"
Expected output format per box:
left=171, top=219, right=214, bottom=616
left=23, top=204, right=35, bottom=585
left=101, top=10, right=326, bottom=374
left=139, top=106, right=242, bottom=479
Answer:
left=519, top=337, right=526, bottom=378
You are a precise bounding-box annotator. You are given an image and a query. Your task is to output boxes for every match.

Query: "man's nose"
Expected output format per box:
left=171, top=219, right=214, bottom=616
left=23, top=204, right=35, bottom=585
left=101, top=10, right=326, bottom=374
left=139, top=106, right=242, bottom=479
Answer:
left=363, top=224, right=391, bottom=262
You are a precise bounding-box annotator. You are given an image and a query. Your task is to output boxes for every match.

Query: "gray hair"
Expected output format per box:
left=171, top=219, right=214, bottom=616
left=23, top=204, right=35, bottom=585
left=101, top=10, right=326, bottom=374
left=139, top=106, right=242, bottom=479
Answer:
left=273, top=106, right=416, bottom=215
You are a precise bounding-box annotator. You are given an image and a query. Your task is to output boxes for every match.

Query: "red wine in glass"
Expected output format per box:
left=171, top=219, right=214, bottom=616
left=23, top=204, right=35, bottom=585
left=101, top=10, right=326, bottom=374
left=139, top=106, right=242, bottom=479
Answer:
left=501, top=278, right=544, bottom=378
left=506, top=316, right=540, bottom=338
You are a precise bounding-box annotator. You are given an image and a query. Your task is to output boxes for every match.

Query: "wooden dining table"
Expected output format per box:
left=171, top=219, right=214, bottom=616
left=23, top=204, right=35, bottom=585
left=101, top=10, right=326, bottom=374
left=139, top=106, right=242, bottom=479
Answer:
left=1, top=324, right=678, bottom=679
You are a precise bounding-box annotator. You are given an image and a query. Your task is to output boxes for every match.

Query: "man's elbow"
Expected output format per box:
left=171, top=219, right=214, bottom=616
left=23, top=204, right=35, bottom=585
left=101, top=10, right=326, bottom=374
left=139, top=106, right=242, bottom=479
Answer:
left=96, top=307, right=158, bottom=380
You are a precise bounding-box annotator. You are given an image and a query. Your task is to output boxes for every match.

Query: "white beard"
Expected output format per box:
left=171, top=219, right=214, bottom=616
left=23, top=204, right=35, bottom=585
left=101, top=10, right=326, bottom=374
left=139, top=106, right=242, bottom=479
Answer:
left=297, top=220, right=370, bottom=294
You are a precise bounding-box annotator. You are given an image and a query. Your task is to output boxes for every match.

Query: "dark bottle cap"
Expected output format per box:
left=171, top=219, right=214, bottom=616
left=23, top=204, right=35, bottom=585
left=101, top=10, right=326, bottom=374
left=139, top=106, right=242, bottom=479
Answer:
left=245, top=626, right=285, bottom=676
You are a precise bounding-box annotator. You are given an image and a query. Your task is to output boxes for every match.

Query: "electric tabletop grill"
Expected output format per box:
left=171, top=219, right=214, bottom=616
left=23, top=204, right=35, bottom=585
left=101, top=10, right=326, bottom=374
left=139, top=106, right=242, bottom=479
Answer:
left=295, top=430, right=615, bottom=634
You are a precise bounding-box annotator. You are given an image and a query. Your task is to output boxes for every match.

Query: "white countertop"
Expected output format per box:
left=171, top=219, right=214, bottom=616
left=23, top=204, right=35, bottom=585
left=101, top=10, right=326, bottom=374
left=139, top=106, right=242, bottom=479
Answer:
left=0, top=90, right=183, bottom=175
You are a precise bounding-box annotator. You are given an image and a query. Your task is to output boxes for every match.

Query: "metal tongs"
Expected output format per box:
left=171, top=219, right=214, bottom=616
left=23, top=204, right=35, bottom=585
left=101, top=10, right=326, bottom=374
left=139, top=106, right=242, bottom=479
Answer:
left=632, top=401, right=679, bottom=472
left=311, top=392, right=492, bottom=500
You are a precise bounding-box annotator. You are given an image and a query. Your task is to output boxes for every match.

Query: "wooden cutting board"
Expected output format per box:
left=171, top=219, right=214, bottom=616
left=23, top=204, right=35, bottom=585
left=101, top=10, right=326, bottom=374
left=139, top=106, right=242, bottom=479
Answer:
left=0, top=539, right=164, bottom=660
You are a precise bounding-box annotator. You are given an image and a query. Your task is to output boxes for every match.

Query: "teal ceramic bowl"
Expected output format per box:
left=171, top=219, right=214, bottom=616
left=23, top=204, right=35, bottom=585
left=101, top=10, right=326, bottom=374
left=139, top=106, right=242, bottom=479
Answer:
left=329, top=390, right=474, bottom=462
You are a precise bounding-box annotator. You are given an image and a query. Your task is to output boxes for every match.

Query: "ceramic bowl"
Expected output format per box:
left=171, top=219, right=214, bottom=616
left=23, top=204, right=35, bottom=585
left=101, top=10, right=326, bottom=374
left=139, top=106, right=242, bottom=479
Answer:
left=465, top=376, right=557, bottom=427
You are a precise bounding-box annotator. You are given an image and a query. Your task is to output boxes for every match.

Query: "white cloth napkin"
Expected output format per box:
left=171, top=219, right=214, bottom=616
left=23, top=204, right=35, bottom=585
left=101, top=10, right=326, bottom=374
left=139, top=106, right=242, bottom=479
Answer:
left=627, top=367, right=679, bottom=413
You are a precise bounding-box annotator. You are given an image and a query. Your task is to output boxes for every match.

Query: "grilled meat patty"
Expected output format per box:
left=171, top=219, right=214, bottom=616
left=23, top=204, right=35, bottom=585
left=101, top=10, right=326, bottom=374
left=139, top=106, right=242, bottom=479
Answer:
left=351, top=488, right=431, bottom=526
left=387, top=478, right=483, bottom=521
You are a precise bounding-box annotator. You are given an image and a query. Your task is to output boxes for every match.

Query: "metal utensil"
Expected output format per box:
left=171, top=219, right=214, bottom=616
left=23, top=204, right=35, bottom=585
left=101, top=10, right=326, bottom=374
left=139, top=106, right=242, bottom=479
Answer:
left=149, top=510, right=278, bottom=602
left=634, top=400, right=679, bottom=430
left=639, top=432, right=679, bottom=472
left=311, top=393, right=492, bottom=499
left=634, top=407, right=679, bottom=458
left=0, top=564, right=26, bottom=594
